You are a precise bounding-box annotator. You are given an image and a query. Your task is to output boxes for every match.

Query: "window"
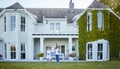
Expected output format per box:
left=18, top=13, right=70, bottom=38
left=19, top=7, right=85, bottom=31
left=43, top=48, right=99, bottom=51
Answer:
left=98, top=11, right=104, bottom=30
left=72, top=46, right=75, bottom=51
left=61, top=45, right=65, bottom=54
left=97, top=43, right=103, bottom=60
left=56, top=23, right=60, bottom=33
left=20, top=43, right=26, bottom=59
left=4, top=17, right=6, bottom=32
left=10, top=16, right=16, bottom=31
left=10, top=45, right=16, bottom=59
left=87, top=12, right=92, bottom=31
left=106, top=43, right=109, bottom=59
left=4, top=44, right=7, bottom=59
left=87, top=43, right=92, bottom=59
left=50, top=23, right=54, bottom=33
left=21, top=16, right=25, bottom=32
left=50, top=23, right=61, bottom=33
left=46, top=20, right=48, bottom=24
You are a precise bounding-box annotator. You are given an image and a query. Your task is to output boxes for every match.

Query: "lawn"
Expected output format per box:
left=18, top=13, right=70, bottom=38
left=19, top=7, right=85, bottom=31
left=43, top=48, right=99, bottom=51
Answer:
left=0, top=61, right=120, bottom=69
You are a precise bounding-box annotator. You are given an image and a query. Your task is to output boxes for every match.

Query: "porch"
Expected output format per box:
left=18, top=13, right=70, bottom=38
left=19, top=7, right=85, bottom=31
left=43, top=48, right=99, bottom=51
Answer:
left=33, top=37, right=78, bottom=61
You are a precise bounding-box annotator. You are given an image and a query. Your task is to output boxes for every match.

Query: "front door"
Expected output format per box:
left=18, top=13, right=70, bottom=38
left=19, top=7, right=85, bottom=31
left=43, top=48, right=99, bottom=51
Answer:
left=59, top=45, right=65, bottom=58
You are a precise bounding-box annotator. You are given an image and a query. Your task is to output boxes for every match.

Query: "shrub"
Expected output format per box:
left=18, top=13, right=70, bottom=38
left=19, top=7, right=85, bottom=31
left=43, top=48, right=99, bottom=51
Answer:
left=37, top=53, right=44, bottom=57
left=69, top=53, right=76, bottom=57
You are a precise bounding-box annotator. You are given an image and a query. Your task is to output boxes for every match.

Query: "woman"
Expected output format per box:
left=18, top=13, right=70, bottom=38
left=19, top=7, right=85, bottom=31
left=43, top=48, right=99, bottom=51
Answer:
left=55, top=46, right=60, bottom=63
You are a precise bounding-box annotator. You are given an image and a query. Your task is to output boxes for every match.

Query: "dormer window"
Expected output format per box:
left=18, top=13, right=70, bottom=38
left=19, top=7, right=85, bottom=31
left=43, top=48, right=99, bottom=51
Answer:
left=87, top=12, right=92, bottom=31
left=97, top=11, right=104, bottom=30
left=10, top=16, right=16, bottom=31
left=21, top=16, right=25, bottom=32
left=50, top=23, right=61, bottom=33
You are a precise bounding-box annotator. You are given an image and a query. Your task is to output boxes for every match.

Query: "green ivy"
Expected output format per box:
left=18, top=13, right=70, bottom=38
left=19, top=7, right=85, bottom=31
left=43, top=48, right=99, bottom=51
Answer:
left=78, top=9, right=120, bottom=60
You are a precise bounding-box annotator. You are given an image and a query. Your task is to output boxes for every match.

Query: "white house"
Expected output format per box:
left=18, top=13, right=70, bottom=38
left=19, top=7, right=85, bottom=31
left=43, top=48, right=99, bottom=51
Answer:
left=0, top=0, right=114, bottom=61
left=0, top=0, right=83, bottom=61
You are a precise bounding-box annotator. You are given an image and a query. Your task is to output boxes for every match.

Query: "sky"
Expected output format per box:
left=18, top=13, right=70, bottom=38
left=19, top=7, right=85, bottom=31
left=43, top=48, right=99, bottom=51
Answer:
left=0, top=0, right=94, bottom=8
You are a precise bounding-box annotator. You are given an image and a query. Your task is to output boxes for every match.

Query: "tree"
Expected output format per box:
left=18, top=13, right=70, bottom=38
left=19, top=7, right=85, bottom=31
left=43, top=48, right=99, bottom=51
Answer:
left=99, top=0, right=120, bottom=16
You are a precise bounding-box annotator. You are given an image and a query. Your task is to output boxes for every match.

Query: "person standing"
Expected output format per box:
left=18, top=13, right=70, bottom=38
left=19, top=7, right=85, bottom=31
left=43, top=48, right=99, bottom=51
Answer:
left=51, top=47, right=55, bottom=58
left=55, top=46, right=60, bottom=63
left=46, top=48, right=52, bottom=62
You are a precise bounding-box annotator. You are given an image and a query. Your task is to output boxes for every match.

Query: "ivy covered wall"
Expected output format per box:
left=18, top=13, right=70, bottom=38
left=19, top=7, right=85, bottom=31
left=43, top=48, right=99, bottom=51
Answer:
left=78, top=9, right=120, bottom=60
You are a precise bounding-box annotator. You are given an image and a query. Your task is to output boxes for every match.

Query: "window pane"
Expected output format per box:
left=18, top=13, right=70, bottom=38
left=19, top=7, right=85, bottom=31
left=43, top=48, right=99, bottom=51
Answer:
left=11, top=46, right=16, bottom=51
left=97, top=52, right=103, bottom=60
left=11, top=16, right=16, bottom=31
left=4, top=44, right=7, bottom=58
left=21, top=25, right=25, bottom=32
left=21, top=43, right=25, bottom=51
left=98, top=43, right=103, bottom=51
left=21, top=17, right=25, bottom=32
left=4, top=17, right=6, bottom=32
left=21, top=43, right=26, bottom=59
left=50, top=23, right=54, bottom=33
left=88, top=44, right=92, bottom=51
left=56, top=23, right=60, bottom=33
left=21, top=17, right=25, bottom=24
left=21, top=53, right=25, bottom=59
left=61, top=45, right=65, bottom=53
left=98, top=11, right=103, bottom=30
left=88, top=52, right=92, bottom=59
left=87, top=12, right=92, bottom=31
left=10, top=45, right=16, bottom=59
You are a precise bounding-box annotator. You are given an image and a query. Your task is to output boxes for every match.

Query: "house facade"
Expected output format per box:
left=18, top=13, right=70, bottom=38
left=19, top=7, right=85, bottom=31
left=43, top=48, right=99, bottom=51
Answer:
left=0, top=0, right=120, bottom=61
left=0, top=0, right=82, bottom=61
left=78, top=0, right=120, bottom=61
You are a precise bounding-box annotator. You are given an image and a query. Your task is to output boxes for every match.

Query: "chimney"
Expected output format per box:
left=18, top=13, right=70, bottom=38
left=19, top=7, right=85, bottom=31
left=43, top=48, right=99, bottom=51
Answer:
left=69, top=0, right=74, bottom=9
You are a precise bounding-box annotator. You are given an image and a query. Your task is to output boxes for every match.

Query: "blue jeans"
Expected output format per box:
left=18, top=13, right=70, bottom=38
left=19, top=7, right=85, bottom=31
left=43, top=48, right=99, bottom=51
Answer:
left=56, top=55, right=59, bottom=63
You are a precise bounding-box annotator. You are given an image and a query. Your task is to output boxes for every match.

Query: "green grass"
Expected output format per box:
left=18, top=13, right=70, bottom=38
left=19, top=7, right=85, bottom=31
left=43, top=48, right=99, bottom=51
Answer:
left=0, top=61, right=120, bottom=69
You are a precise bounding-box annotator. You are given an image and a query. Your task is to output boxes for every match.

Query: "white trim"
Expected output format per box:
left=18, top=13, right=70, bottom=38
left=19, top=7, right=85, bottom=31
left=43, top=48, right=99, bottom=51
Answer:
left=73, top=9, right=87, bottom=22
left=108, top=8, right=120, bottom=19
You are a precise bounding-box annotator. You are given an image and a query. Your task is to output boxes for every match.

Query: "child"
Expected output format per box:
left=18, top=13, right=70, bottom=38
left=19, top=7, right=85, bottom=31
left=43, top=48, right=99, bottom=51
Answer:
left=46, top=48, right=52, bottom=62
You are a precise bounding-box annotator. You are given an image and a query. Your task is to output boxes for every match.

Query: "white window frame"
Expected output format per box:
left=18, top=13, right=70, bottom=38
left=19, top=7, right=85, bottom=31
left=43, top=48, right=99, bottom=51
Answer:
left=50, top=23, right=54, bottom=33
left=10, top=16, right=16, bottom=31
left=97, top=11, right=104, bottom=30
left=4, top=17, right=6, bottom=32
left=50, top=23, right=61, bottom=33
left=87, top=12, right=92, bottom=31
left=10, top=44, right=16, bottom=59
left=20, top=43, right=26, bottom=59
left=21, top=16, right=26, bottom=32
left=87, top=43, right=93, bottom=60
left=56, top=23, right=60, bottom=33
left=97, top=43, right=103, bottom=60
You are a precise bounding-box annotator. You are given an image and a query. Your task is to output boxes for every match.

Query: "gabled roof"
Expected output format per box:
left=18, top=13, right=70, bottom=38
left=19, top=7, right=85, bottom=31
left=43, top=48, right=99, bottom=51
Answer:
left=26, top=8, right=84, bottom=23
left=0, top=7, right=84, bottom=23
left=88, top=0, right=108, bottom=8
left=6, top=2, right=24, bottom=9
